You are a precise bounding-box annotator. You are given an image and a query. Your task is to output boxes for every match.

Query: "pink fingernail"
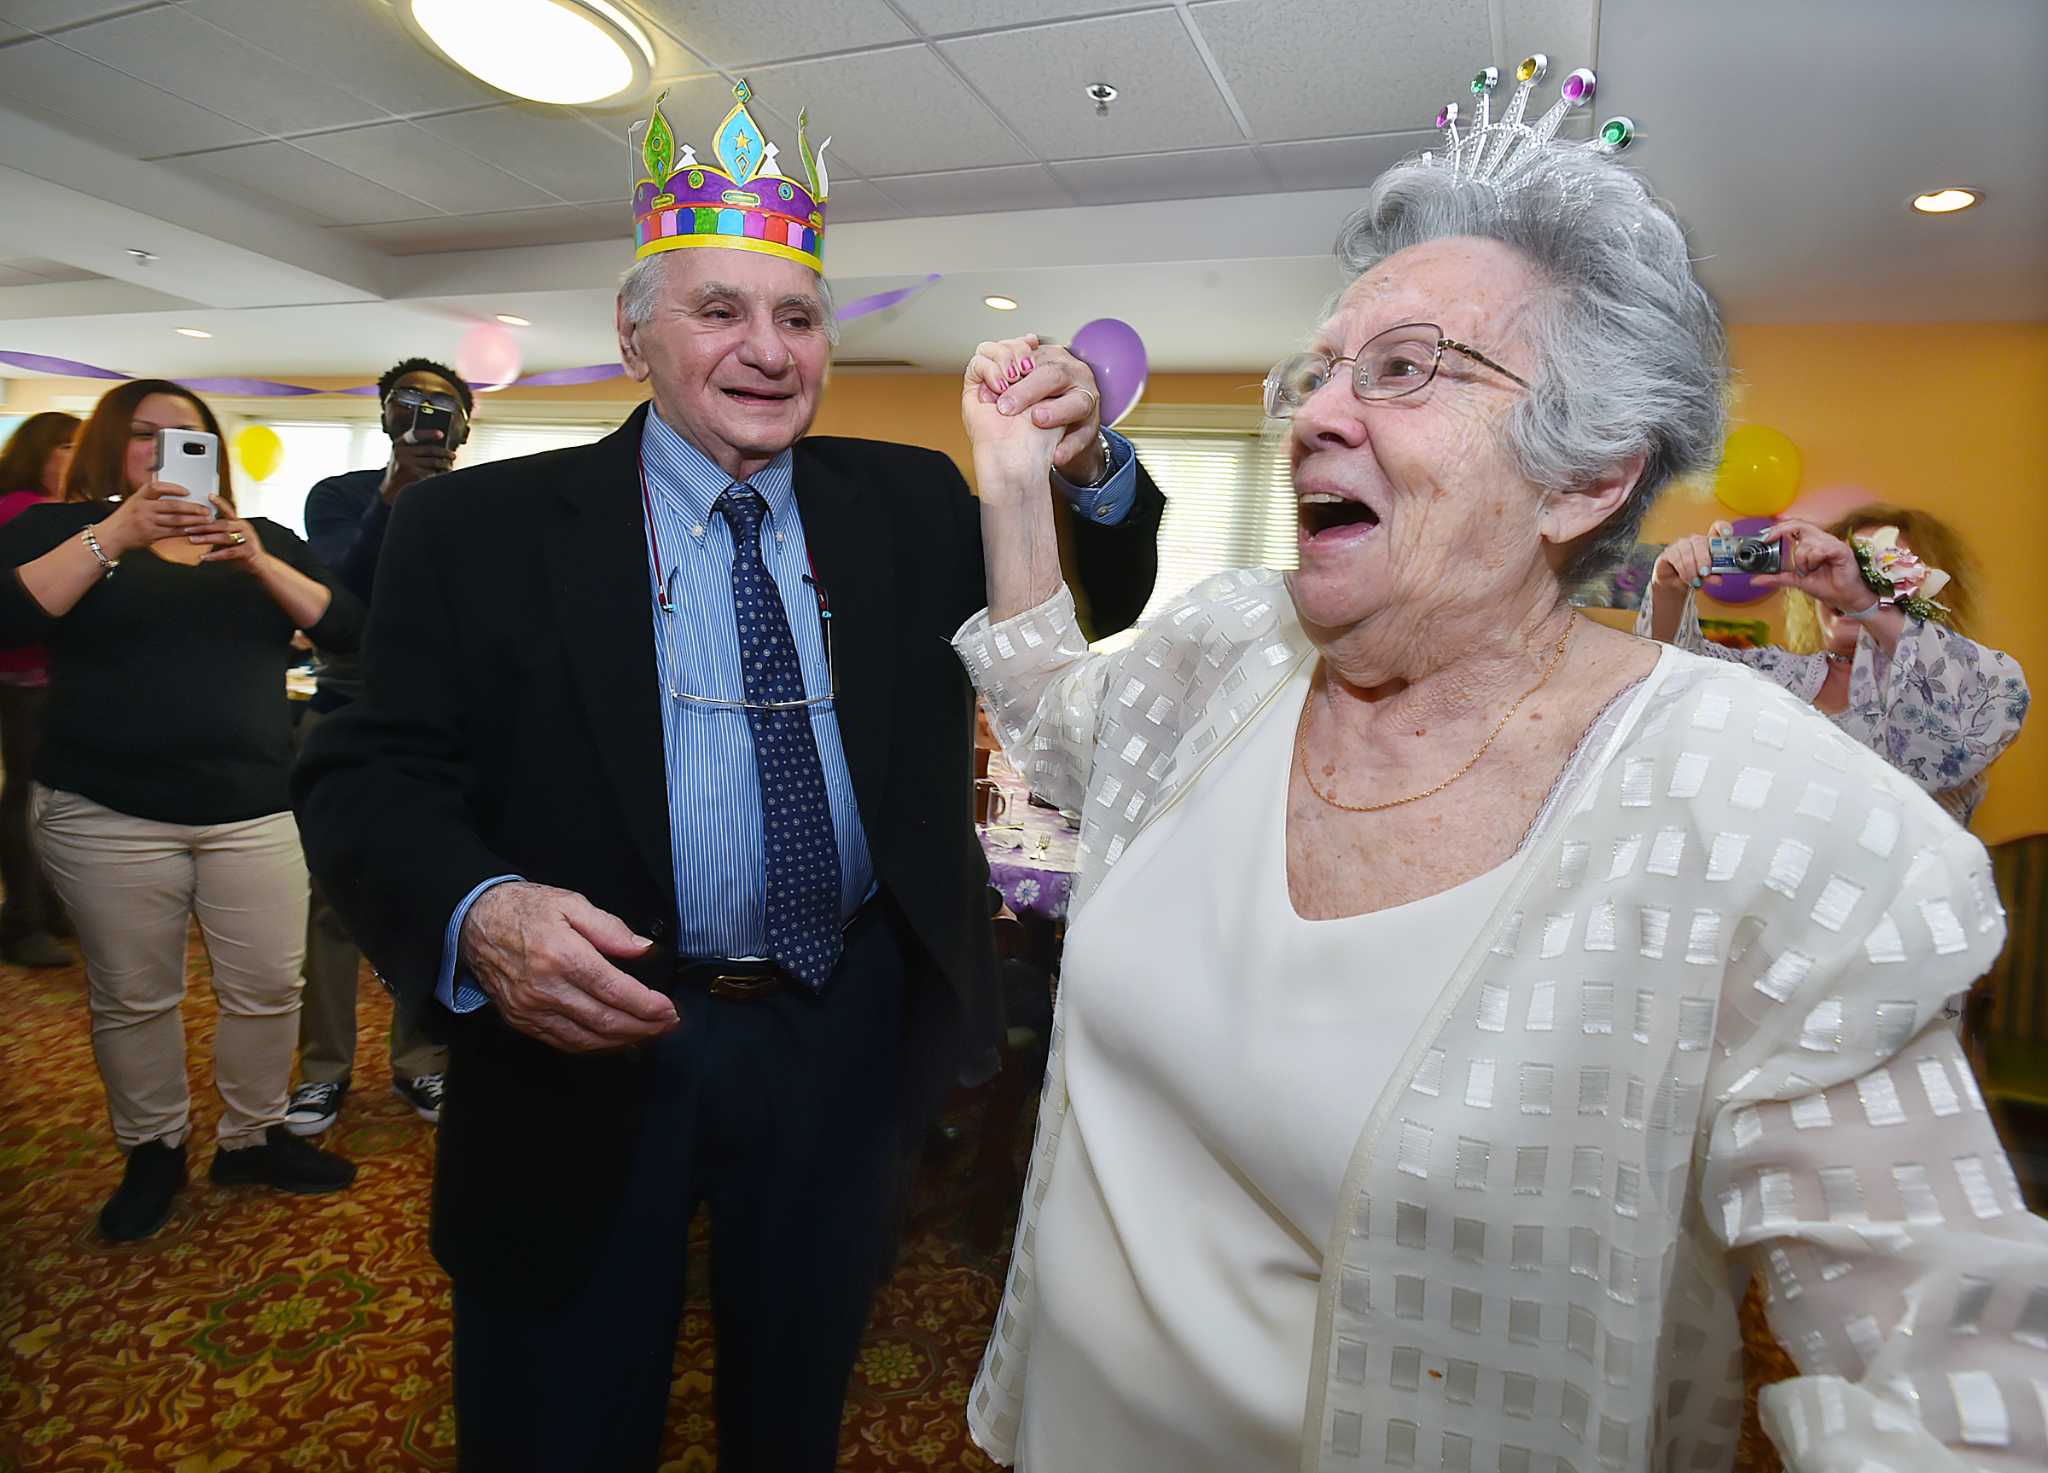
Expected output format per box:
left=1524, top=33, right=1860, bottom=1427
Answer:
left=1022, top=358, right=1034, bottom=373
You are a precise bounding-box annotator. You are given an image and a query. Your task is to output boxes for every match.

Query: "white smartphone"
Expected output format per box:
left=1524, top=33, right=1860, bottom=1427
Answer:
left=153, top=428, right=220, bottom=519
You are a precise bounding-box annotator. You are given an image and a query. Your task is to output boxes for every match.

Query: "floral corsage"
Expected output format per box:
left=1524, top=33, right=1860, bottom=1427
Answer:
left=1852, top=525, right=1953, bottom=624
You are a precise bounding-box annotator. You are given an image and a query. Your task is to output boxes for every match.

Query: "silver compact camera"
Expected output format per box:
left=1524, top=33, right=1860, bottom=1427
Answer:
left=1706, top=534, right=1782, bottom=575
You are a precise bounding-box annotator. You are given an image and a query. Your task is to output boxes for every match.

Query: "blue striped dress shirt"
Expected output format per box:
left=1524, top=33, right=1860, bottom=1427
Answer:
left=435, top=409, right=1136, bottom=1009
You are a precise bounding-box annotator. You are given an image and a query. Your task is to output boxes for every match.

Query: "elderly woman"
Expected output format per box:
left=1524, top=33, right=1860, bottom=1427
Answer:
left=1643, top=506, right=2028, bottom=827
left=951, top=62, right=2045, bottom=1473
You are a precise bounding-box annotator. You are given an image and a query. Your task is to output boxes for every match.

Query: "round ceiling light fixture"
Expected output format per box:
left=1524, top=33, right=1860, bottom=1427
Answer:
left=983, top=295, right=1020, bottom=311
left=1910, top=187, right=1980, bottom=215
left=495, top=313, right=533, bottom=326
left=405, top=0, right=654, bottom=106
left=174, top=327, right=213, bottom=338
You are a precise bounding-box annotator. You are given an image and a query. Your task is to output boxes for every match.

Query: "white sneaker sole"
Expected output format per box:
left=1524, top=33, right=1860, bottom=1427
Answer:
left=283, top=1112, right=339, bottom=1138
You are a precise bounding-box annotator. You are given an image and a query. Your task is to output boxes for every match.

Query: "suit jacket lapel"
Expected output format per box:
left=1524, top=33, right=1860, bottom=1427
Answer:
left=543, top=404, right=674, bottom=894
left=794, top=441, right=896, bottom=843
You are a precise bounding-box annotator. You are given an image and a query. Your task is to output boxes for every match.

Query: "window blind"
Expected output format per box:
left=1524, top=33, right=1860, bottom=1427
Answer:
left=1119, top=425, right=1298, bottom=628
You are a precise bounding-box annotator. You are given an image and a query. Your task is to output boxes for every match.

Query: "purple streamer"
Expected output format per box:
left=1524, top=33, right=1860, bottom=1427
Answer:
left=2, top=278, right=942, bottom=400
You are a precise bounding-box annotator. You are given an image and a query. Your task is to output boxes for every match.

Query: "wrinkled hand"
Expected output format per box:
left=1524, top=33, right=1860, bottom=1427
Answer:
left=459, top=881, right=679, bottom=1053
left=1750, top=519, right=1879, bottom=613
left=964, top=334, right=1107, bottom=483
left=1651, top=520, right=1731, bottom=592
left=97, top=480, right=214, bottom=558
left=187, top=497, right=264, bottom=569
left=381, top=430, right=455, bottom=505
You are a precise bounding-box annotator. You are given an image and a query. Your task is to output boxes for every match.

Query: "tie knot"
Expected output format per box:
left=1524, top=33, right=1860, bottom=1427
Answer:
left=717, top=484, right=767, bottom=541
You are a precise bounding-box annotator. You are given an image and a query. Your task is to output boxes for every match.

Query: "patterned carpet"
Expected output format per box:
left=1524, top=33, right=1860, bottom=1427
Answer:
left=0, top=937, right=1003, bottom=1472
left=1, top=934, right=1797, bottom=1471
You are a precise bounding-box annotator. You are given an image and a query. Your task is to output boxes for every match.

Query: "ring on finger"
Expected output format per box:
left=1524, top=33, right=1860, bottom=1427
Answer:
left=230, top=531, right=247, bottom=545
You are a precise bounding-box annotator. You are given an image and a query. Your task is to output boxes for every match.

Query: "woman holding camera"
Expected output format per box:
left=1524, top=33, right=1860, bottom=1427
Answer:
left=0, top=378, right=364, bottom=1242
left=1641, top=506, right=2028, bottom=826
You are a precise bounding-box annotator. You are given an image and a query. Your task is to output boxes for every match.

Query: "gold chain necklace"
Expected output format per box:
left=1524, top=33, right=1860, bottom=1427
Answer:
left=1295, top=620, right=1576, bottom=814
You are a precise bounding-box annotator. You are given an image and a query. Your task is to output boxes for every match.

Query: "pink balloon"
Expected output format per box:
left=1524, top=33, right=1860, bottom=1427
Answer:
left=457, top=323, right=521, bottom=390
left=1069, top=318, right=1147, bottom=426
left=1780, top=484, right=1883, bottom=529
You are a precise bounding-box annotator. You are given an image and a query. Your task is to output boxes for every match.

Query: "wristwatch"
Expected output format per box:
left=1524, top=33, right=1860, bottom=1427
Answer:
left=1076, top=430, right=1115, bottom=489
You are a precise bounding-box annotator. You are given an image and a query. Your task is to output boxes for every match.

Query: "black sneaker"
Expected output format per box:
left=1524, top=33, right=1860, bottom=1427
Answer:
left=392, top=1072, right=445, bottom=1124
left=98, top=1138, right=187, bottom=1242
left=283, top=1079, right=347, bottom=1137
left=3, top=932, right=71, bottom=968
left=210, top=1126, right=357, bottom=1194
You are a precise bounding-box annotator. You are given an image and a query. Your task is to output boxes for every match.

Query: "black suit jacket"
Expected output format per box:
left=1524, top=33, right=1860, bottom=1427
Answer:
left=293, top=404, right=1161, bottom=1298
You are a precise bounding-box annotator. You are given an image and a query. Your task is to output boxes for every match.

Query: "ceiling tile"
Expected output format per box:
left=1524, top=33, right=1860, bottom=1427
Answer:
left=413, top=107, right=626, bottom=205
left=747, top=46, right=1028, bottom=177
left=340, top=203, right=628, bottom=255
left=1255, top=130, right=1437, bottom=193
left=1499, top=0, right=1600, bottom=74
left=868, top=163, right=1071, bottom=217
left=894, top=1, right=1170, bottom=36
left=0, top=38, right=259, bottom=153
left=178, top=0, right=503, bottom=117
left=168, top=141, right=437, bottom=226
left=942, top=11, right=1243, bottom=161
left=1189, top=0, right=1491, bottom=140
left=293, top=121, right=556, bottom=215
left=0, top=0, right=166, bottom=29
left=1051, top=145, right=1267, bottom=205
left=59, top=5, right=386, bottom=136
left=819, top=178, right=899, bottom=224
left=631, top=0, right=914, bottom=68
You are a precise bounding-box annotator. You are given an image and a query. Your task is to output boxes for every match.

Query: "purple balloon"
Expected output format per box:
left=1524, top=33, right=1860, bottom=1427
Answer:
left=1704, top=515, right=1776, bottom=606
left=1069, top=318, right=1148, bottom=426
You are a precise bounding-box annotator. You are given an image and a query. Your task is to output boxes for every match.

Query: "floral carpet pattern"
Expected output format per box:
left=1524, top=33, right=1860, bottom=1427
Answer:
left=1, top=935, right=1792, bottom=1470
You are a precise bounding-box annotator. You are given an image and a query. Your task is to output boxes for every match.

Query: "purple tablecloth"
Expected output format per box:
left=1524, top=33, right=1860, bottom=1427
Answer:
left=977, top=757, right=1079, bottom=922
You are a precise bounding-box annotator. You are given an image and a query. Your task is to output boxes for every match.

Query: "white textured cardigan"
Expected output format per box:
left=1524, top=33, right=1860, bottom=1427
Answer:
left=954, top=570, right=2047, bottom=1473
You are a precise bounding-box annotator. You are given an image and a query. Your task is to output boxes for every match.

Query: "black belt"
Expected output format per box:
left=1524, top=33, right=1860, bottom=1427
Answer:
left=670, top=897, right=883, bottom=1001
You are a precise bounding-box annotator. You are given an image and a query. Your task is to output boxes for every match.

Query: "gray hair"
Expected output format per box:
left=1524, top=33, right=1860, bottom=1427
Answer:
left=1333, top=145, right=1727, bottom=581
left=617, top=252, right=840, bottom=346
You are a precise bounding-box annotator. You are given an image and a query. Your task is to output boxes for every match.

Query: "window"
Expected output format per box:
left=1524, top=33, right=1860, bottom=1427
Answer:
left=1119, top=418, right=1297, bottom=629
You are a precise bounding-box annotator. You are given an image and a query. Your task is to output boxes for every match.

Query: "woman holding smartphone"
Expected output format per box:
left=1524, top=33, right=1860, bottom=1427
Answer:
left=0, top=378, right=363, bottom=1241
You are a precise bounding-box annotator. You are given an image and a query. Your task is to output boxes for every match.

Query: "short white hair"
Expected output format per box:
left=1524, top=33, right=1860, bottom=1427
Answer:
left=617, top=252, right=840, bottom=346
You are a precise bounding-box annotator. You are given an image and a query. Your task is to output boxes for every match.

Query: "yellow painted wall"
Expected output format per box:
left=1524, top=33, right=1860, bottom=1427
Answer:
left=8, top=328, right=2040, bottom=838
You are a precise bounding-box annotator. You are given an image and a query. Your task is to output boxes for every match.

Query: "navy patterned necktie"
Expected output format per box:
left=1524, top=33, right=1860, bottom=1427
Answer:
left=716, top=485, right=842, bottom=989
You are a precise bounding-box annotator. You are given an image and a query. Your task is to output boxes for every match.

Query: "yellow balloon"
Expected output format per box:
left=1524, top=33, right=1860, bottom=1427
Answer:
left=233, top=424, right=285, bottom=483
left=1711, top=424, right=1801, bottom=518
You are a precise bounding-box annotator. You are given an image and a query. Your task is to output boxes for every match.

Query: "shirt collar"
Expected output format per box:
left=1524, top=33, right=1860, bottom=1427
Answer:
left=640, top=406, right=797, bottom=532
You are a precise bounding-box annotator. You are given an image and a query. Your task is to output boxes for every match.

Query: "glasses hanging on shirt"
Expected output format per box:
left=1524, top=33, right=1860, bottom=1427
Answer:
left=657, top=573, right=838, bottom=713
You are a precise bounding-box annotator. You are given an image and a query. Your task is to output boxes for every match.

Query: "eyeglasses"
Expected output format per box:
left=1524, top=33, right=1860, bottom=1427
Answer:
left=1264, top=322, right=1530, bottom=418
left=661, top=572, right=837, bottom=714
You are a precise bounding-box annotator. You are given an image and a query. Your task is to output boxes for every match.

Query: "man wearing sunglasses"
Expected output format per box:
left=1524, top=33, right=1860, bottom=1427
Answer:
left=287, top=357, right=473, bottom=1139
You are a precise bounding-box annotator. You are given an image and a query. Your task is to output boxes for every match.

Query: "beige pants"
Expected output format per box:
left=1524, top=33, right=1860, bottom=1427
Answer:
left=32, top=784, right=308, bottom=1152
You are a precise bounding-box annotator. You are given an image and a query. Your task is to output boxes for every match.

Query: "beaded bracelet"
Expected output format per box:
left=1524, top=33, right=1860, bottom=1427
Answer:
left=80, top=526, right=117, bottom=579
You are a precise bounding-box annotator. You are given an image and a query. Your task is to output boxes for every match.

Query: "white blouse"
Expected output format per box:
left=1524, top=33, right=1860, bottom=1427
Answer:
left=956, top=570, right=2047, bottom=1473
left=1019, top=663, right=1520, bottom=1470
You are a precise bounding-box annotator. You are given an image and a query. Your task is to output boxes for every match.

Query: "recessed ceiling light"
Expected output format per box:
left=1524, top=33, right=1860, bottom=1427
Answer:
left=175, top=327, right=212, bottom=339
left=495, top=313, right=532, bottom=327
left=405, top=0, right=653, bottom=105
left=1910, top=187, right=1980, bottom=215
left=983, top=295, right=1020, bottom=311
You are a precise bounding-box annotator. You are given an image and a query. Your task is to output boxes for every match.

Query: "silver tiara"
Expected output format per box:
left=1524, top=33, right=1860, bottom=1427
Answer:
left=1423, top=54, right=1635, bottom=185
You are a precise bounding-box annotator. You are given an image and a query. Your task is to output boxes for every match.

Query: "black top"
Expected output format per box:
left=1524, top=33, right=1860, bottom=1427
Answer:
left=301, top=466, right=388, bottom=710
left=0, top=501, right=364, bottom=825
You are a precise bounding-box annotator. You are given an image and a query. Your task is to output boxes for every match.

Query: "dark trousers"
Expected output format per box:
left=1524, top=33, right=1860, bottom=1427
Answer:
left=451, top=910, right=909, bottom=1473
left=0, top=683, right=58, bottom=941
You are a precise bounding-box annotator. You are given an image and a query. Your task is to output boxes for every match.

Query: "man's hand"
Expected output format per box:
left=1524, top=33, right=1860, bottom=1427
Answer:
left=987, top=337, right=1107, bottom=483
left=380, top=429, right=456, bottom=506
left=458, top=882, right=679, bottom=1053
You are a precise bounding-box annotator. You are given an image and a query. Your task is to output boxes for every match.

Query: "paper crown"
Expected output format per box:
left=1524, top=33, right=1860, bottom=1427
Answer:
left=1424, top=55, right=1635, bottom=185
left=630, top=79, right=830, bottom=271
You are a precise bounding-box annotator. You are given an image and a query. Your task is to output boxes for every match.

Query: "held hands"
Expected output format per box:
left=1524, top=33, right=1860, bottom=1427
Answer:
left=458, top=881, right=679, bottom=1054
left=97, top=481, right=215, bottom=558
left=962, top=335, right=1106, bottom=496
left=381, top=428, right=455, bottom=505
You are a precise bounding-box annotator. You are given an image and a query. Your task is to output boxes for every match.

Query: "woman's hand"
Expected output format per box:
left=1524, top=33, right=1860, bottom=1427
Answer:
left=96, top=482, right=215, bottom=558
left=1751, top=519, right=1880, bottom=614
left=1651, top=520, right=1731, bottom=593
left=962, top=335, right=1065, bottom=500
left=187, top=497, right=266, bottom=571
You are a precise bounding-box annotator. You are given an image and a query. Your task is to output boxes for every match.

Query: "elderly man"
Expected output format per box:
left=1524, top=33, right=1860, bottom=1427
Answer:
left=293, top=82, right=1160, bottom=1473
